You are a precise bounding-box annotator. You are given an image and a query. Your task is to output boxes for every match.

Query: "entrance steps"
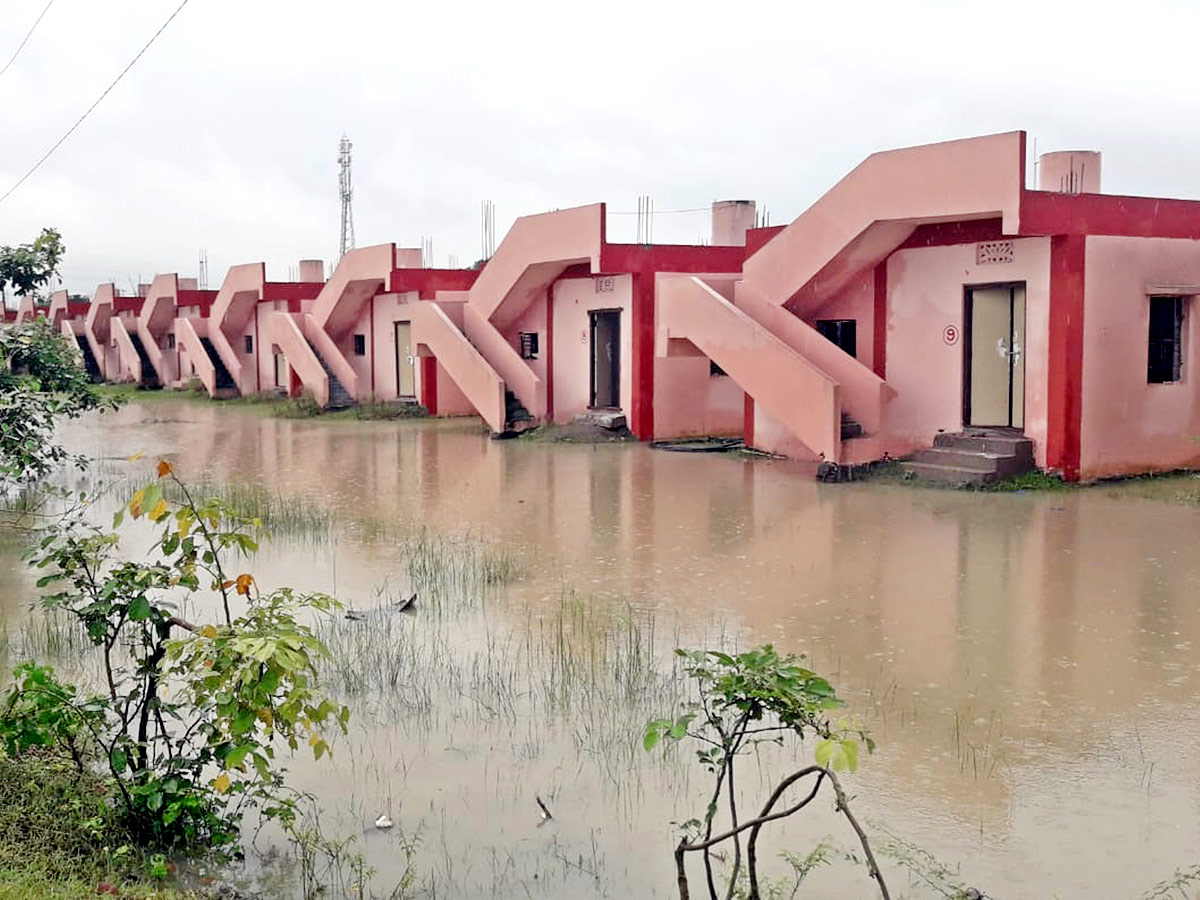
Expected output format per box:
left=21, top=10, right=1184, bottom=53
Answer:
left=902, top=431, right=1035, bottom=485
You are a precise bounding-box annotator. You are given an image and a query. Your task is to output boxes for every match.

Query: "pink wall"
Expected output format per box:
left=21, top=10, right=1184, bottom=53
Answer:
left=173, top=305, right=205, bottom=385
left=360, top=292, right=473, bottom=415
left=884, top=238, right=1051, bottom=462
left=654, top=356, right=744, bottom=438
left=551, top=275, right=633, bottom=423
left=507, top=296, right=549, bottom=388
left=257, top=301, right=293, bottom=393
left=803, top=270, right=876, bottom=371
left=1081, top=236, right=1200, bottom=479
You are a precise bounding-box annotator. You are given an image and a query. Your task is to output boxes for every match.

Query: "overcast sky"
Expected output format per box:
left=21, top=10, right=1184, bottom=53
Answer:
left=2, top=0, right=1199, bottom=297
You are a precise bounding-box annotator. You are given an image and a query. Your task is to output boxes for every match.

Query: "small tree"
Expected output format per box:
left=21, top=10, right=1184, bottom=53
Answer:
left=0, top=319, right=109, bottom=489
left=645, top=646, right=890, bottom=900
left=2, top=461, right=349, bottom=850
left=0, top=227, right=65, bottom=303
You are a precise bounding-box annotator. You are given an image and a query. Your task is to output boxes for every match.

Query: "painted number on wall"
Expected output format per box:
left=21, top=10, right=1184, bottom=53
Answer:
left=595, top=276, right=616, bottom=294
left=943, top=325, right=960, bottom=346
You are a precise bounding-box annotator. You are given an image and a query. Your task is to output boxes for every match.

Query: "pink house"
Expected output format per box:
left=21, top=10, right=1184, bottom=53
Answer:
left=272, top=217, right=745, bottom=434
left=48, top=290, right=98, bottom=380
left=255, top=132, right=1200, bottom=482
left=183, top=262, right=324, bottom=399
left=710, top=131, right=1200, bottom=482
left=78, top=130, right=1200, bottom=482
left=135, top=275, right=218, bottom=389
left=83, top=284, right=144, bottom=382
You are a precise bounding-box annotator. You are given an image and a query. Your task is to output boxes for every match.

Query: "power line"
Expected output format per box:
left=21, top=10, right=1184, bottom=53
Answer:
left=0, top=0, right=56, bottom=81
left=0, top=0, right=191, bottom=208
left=609, top=206, right=708, bottom=216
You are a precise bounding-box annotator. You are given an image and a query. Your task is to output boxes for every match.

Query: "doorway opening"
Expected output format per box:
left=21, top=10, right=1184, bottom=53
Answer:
left=589, top=309, right=621, bottom=409
left=964, top=284, right=1026, bottom=429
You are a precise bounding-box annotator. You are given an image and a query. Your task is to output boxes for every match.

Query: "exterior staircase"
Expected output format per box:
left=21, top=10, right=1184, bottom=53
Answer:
left=128, top=333, right=160, bottom=388
left=74, top=334, right=102, bottom=382
left=902, top=431, right=1035, bottom=485
left=840, top=412, right=863, bottom=440
left=198, top=337, right=238, bottom=398
left=502, top=389, right=533, bottom=434
left=308, top=340, right=354, bottom=409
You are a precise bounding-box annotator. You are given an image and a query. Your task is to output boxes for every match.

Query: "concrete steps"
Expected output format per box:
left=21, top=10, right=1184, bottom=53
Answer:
left=198, top=337, right=239, bottom=399
left=902, top=431, right=1035, bottom=485
left=504, top=389, right=533, bottom=433
left=306, top=339, right=354, bottom=409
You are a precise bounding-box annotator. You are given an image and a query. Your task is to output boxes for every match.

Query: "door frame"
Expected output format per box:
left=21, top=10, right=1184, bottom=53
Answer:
left=394, top=320, right=416, bottom=399
left=962, top=282, right=1026, bottom=430
left=588, top=308, right=622, bottom=409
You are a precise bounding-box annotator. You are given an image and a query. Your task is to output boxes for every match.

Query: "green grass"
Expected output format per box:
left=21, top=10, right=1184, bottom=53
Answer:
left=979, top=470, right=1072, bottom=492
left=0, top=753, right=211, bottom=899
left=93, top=384, right=283, bottom=408
left=273, top=395, right=429, bottom=421
left=0, top=870, right=207, bottom=900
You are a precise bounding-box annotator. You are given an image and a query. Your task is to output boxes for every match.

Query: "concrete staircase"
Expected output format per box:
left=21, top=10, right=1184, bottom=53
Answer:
left=198, top=337, right=238, bottom=398
left=503, top=389, right=533, bottom=434
left=308, top=340, right=354, bottom=409
left=128, top=332, right=160, bottom=388
left=902, top=431, right=1035, bottom=485
left=74, top=334, right=103, bottom=382
left=840, top=412, right=863, bottom=441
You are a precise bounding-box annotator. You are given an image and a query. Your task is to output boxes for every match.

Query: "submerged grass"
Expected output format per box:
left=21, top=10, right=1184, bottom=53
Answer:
left=315, top=524, right=690, bottom=795
left=116, top=477, right=333, bottom=543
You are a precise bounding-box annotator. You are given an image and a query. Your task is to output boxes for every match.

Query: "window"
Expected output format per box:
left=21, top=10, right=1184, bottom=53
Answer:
left=519, top=332, right=539, bottom=360
left=1148, top=296, right=1184, bottom=384
left=167, top=333, right=175, bottom=350
left=244, top=335, right=254, bottom=354
left=816, top=319, right=857, bottom=358
left=353, top=334, right=366, bottom=356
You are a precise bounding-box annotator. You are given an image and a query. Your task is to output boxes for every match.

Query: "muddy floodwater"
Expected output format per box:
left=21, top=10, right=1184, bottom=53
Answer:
left=5, top=397, right=1200, bottom=898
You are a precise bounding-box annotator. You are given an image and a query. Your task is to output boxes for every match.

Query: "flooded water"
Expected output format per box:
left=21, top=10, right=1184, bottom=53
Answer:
left=6, top=397, right=1200, bottom=898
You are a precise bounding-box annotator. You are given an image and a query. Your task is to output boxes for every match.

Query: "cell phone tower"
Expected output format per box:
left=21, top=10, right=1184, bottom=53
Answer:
left=338, top=135, right=355, bottom=260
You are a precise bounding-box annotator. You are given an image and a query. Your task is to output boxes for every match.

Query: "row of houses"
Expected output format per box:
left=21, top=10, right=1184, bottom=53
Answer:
left=13, top=131, right=1200, bottom=482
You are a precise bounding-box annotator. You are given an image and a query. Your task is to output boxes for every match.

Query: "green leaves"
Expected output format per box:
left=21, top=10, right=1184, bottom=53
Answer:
left=815, top=737, right=860, bottom=773
left=643, top=713, right=696, bottom=752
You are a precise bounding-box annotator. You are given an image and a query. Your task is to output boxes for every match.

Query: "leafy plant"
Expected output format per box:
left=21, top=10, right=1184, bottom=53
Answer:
left=645, top=646, right=889, bottom=900
left=4, top=459, right=350, bottom=852
left=0, top=319, right=110, bottom=487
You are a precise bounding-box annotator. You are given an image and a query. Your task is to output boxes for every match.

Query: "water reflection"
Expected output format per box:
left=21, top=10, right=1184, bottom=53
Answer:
left=8, top=398, right=1200, bottom=897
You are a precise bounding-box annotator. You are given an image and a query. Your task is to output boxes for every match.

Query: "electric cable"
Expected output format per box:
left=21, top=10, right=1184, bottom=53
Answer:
left=0, top=0, right=55, bottom=81
left=0, top=0, right=191, bottom=208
